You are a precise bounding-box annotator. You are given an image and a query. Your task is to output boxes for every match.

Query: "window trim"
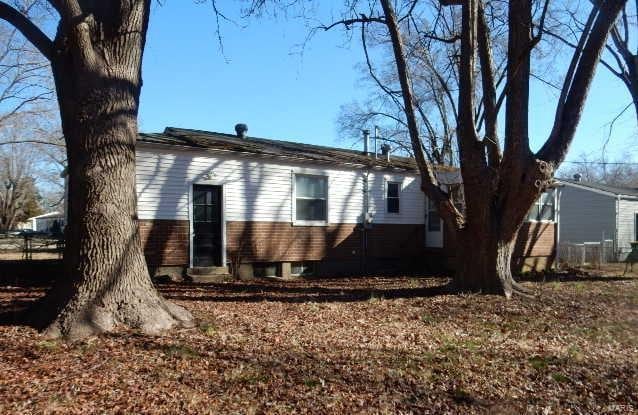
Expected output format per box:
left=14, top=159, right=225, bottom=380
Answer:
left=292, top=172, right=329, bottom=226
left=386, top=181, right=401, bottom=214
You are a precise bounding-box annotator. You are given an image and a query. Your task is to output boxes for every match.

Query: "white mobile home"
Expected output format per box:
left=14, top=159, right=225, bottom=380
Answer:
left=557, top=178, right=638, bottom=260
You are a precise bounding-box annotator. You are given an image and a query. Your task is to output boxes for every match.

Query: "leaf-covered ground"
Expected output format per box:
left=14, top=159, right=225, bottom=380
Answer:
left=0, top=272, right=636, bottom=414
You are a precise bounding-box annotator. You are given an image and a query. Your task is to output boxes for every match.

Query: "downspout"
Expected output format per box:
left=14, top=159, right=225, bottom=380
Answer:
left=555, top=185, right=561, bottom=268
left=615, top=195, right=620, bottom=260
left=374, top=126, right=379, bottom=159
left=362, top=171, right=369, bottom=274
left=362, top=129, right=371, bottom=274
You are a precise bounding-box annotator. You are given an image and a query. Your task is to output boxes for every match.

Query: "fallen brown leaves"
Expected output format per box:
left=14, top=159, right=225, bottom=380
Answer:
left=0, top=273, right=636, bottom=414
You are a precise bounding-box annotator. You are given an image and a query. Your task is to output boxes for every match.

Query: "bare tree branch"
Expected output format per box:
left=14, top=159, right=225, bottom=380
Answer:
left=538, top=1, right=626, bottom=166
left=380, top=0, right=463, bottom=229
left=0, top=1, right=54, bottom=60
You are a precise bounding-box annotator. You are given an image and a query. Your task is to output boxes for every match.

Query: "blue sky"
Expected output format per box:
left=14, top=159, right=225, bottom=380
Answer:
left=139, top=2, right=637, bottom=164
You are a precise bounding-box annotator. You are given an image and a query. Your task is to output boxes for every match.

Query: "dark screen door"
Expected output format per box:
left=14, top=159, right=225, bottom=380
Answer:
left=192, top=185, right=222, bottom=267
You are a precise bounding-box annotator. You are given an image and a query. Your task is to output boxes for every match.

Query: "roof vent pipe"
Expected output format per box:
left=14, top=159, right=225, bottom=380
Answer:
left=573, top=173, right=582, bottom=182
left=234, top=123, right=248, bottom=138
left=362, top=129, right=370, bottom=155
left=380, top=143, right=391, bottom=162
left=374, top=126, right=379, bottom=159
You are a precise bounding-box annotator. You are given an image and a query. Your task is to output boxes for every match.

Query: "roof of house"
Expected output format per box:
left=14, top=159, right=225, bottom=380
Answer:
left=29, top=211, right=63, bottom=220
left=138, top=127, right=456, bottom=173
left=558, top=178, right=638, bottom=197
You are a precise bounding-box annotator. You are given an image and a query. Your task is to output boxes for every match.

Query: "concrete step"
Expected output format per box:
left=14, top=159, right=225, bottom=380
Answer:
left=187, top=266, right=231, bottom=283
left=187, top=266, right=229, bottom=275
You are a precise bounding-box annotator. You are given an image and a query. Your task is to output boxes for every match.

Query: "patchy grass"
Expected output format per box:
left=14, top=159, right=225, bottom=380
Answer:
left=0, top=273, right=636, bottom=414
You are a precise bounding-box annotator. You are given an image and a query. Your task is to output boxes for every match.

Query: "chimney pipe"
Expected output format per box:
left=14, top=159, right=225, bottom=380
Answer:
left=234, top=123, right=248, bottom=138
left=380, top=143, right=391, bottom=162
left=374, top=126, right=379, bottom=159
left=362, top=129, right=370, bottom=155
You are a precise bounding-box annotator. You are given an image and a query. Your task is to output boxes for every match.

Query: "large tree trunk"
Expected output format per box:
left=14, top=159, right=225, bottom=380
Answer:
left=31, top=2, right=194, bottom=339
left=454, top=228, right=516, bottom=297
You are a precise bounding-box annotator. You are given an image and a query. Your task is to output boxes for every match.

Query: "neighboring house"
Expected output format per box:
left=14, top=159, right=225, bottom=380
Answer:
left=135, top=126, right=557, bottom=278
left=28, top=211, right=65, bottom=233
left=556, top=178, right=638, bottom=260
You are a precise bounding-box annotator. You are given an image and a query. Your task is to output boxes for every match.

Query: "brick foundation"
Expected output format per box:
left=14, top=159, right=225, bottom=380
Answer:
left=138, top=219, right=189, bottom=267
left=226, top=221, right=429, bottom=263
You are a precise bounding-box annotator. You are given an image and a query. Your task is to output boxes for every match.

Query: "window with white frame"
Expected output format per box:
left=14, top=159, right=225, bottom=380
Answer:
left=427, top=198, right=441, bottom=231
left=386, top=182, right=400, bottom=213
left=527, top=189, right=555, bottom=222
left=294, top=174, right=328, bottom=223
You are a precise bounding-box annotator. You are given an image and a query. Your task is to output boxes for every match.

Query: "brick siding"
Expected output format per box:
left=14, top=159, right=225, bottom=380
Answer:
left=137, top=219, right=555, bottom=271
left=226, top=221, right=427, bottom=263
left=138, top=219, right=189, bottom=266
left=514, top=222, right=556, bottom=258
left=513, top=221, right=556, bottom=271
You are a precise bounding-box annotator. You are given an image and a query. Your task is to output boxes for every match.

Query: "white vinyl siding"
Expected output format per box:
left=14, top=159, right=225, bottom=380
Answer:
left=617, top=199, right=638, bottom=259
left=368, top=174, right=425, bottom=224
left=135, top=145, right=427, bottom=225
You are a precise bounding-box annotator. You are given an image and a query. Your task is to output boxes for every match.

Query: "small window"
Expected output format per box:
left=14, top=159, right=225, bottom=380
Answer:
left=291, top=261, right=315, bottom=276
left=527, top=190, right=555, bottom=222
left=253, top=263, right=279, bottom=278
left=427, top=198, right=441, bottom=231
left=294, top=174, right=328, bottom=223
left=387, top=182, right=400, bottom=213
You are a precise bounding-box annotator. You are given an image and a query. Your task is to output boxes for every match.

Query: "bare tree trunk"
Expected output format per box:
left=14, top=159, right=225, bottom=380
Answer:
left=454, top=224, right=517, bottom=297
left=29, top=2, right=194, bottom=339
left=629, top=75, right=638, bottom=128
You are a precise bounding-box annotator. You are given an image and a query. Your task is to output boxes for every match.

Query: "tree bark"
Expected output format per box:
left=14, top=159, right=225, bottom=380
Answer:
left=455, top=233, right=513, bottom=297
left=29, top=2, right=194, bottom=339
left=452, top=211, right=536, bottom=298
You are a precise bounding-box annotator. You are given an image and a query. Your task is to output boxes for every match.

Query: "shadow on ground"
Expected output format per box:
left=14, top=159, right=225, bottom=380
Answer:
left=517, top=271, right=634, bottom=283
left=1, top=271, right=634, bottom=327
left=158, top=278, right=452, bottom=304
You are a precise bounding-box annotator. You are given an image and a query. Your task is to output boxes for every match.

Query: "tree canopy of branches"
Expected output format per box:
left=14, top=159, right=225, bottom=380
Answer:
left=0, top=2, right=63, bottom=215
left=0, top=145, right=42, bottom=231
left=0, top=2, right=52, bottom=127
left=324, top=0, right=625, bottom=297
left=337, top=13, right=462, bottom=166
left=545, top=0, right=638, bottom=130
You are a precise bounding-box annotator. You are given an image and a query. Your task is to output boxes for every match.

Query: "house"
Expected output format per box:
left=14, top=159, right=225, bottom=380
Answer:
left=135, top=126, right=557, bottom=279
left=27, top=211, right=65, bottom=233
left=556, top=177, right=638, bottom=261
